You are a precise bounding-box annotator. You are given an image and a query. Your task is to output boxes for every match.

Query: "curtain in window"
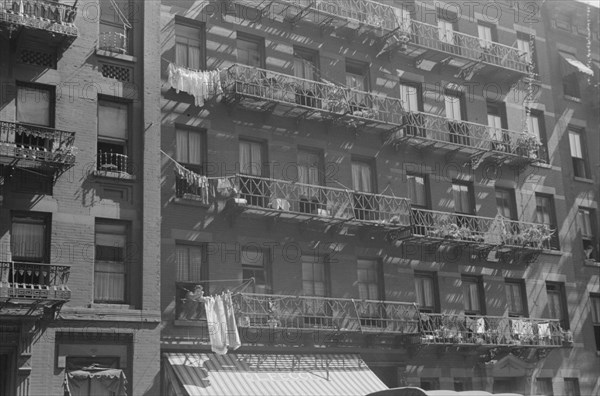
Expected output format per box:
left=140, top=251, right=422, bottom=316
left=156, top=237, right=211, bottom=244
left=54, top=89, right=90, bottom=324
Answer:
left=416, top=276, right=433, bottom=308
left=399, top=84, right=419, bottom=112
left=239, top=141, right=262, bottom=176
left=478, top=25, right=493, bottom=48
left=487, top=114, right=503, bottom=141
left=536, top=196, right=552, bottom=225
left=547, top=289, right=563, bottom=320
left=357, top=260, right=379, bottom=300
left=517, top=38, right=531, bottom=63
left=407, top=175, right=426, bottom=207
left=302, top=256, right=326, bottom=297
left=176, top=245, right=203, bottom=282
left=453, top=184, right=471, bottom=214
left=444, top=94, right=462, bottom=121
left=463, top=281, right=480, bottom=312
left=98, top=101, right=128, bottom=140
left=438, top=19, right=454, bottom=43
left=17, top=86, right=51, bottom=127
left=12, top=220, right=45, bottom=261
left=568, top=130, right=583, bottom=158
left=577, top=209, right=592, bottom=236
left=176, top=129, right=188, bottom=163
left=351, top=162, right=372, bottom=193
left=188, top=131, right=203, bottom=165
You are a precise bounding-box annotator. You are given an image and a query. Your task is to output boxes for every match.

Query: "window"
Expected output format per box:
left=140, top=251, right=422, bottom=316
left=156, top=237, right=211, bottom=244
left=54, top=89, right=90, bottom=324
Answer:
left=239, top=139, right=267, bottom=207
left=536, top=194, right=559, bottom=250
left=562, top=72, right=581, bottom=98
left=346, top=60, right=369, bottom=110
left=241, top=247, right=271, bottom=294
left=351, top=159, right=377, bottom=221
left=505, top=279, right=528, bottom=317
left=94, top=220, right=129, bottom=303
left=297, top=148, right=324, bottom=213
left=564, top=378, right=580, bottom=396
left=11, top=212, right=50, bottom=263
left=487, top=102, right=509, bottom=151
left=578, top=208, right=598, bottom=262
left=294, top=47, right=319, bottom=108
left=454, top=378, right=472, bottom=392
left=536, top=378, right=554, bottom=396
left=452, top=181, right=474, bottom=216
left=569, top=128, right=589, bottom=179
left=176, top=128, right=206, bottom=174
left=357, top=259, right=382, bottom=301
left=496, top=188, right=516, bottom=220
left=478, top=22, right=496, bottom=49
left=526, top=110, right=548, bottom=162
left=590, top=293, right=600, bottom=351
left=546, top=282, right=569, bottom=330
left=517, top=31, right=538, bottom=75
left=302, top=255, right=328, bottom=297
left=407, top=174, right=428, bottom=208
left=462, top=276, right=485, bottom=315
left=176, top=244, right=206, bottom=282
left=445, top=91, right=469, bottom=145
left=99, top=0, right=131, bottom=54
left=560, top=52, right=583, bottom=98
left=437, top=17, right=455, bottom=45
left=175, top=21, right=205, bottom=70
left=237, top=32, right=264, bottom=68
left=16, top=83, right=53, bottom=127
left=399, top=81, right=421, bottom=112
left=97, top=99, right=129, bottom=173
left=414, top=271, right=438, bottom=313
left=421, top=378, right=440, bottom=391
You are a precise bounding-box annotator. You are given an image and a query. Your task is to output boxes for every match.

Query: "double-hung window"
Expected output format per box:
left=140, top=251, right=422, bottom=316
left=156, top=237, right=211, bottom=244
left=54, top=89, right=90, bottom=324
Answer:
left=175, top=128, right=206, bottom=199
left=15, top=83, right=55, bottom=154
left=11, top=212, right=50, bottom=264
left=536, top=194, right=559, bottom=250
left=94, top=220, right=129, bottom=304
left=241, top=247, right=271, bottom=294
left=569, top=128, right=589, bottom=179
left=175, top=21, right=205, bottom=70
left=578, top=208, right=597, bottom=262
left=505, top=279, right=528, bottom=317
left=462, top=276, right=485, bottom=315
left=97, top=99, right=129, bottom=173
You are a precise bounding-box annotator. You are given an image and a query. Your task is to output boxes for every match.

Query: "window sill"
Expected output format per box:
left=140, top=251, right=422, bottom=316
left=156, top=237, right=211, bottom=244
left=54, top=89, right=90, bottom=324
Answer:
left=574, top=176, right=595, bottom=184
left=172, top=196, right=210, bottom=208
left=89, top=303, right=134, bottom=310
left=564, top=95, right=582, bottom=103
left=95, top=49, right=136, bottom=63
left=584, top=259, right=600, bottom=268
left=541, top=249, right=563, bottom=256
left=532, top=161, right=551, bottom=169
left=174, top=319, right=207, bottom=327
left=93, top=170, right=136, bottom=181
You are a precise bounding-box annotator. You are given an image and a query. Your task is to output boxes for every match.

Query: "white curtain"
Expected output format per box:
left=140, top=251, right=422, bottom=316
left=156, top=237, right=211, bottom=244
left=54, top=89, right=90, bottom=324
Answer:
left=517, top=38, right=531, bottom=63
left=438, top=19, right=454, bottom=44
left=176, top=245, right=203, bottom=282
left=577, top=209, right=592, bottom=236
left=351, top=162, right=372, bottom=193
left=478, top=24, right=493, bottom=48
left=463, top=282, right=480, bottom=312
left=95, top=223, right=127, bottom=302
left=506, top=283, right=523, bottom=314
left=188, top=131, right=203, bottom=165
left=568, top=130, right=583, bottom=158
left=407, top=175, right=425, bottom=207
left=239, top=140, right=262, bottom=176
left=416, top=277, right=433, bottom=307
left=487, top=114, right=503, bottom=141
left=98, top=101, right=128, bottom=140
left=444, top=94, right=462, bottom=121
left=17, top=86, right=50, bottom=126
left=302, top=257, right=326, bottom=297
left=453, top=184, right=471, bottom=214
left=176, top=129, right=188, bottom=163
left=12, top=221, right=45, bottom=261
left=399, top=83, right=418, bottom=112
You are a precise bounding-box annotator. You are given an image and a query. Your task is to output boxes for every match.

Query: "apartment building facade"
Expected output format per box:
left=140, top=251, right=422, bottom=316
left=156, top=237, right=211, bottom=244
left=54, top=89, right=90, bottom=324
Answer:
left=0, top=0, right=161, bottom=394
left=160, top=0, right=599, bottom=395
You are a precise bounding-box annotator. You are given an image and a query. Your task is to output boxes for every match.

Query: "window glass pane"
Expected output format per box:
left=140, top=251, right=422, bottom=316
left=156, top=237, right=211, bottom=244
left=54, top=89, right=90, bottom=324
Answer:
left=415, top=274, right=434, bottom=308
left=302, top=256, right=326, bottom=296
left=237, top=37, right=262, bottom=67
left=569, top=130, right=583, bottom=158
left=175, top=24, right=203, bottom=69
left=297, top=150, right=322, bottom=185
left=11, top=216, right=47, bottom=261
left=590, top=295, right=600, bottom=324
left=351, top=161, right=373, bottom=193
left=407, top=175, right=426, bottom=207
left=98, top=101, right=128, bottom=140
left=399, top=83, right=419, bottom=112
left=357, top=259, right=379, bottom=300
left=17, top=86, right=51, bottom=127
left=444, top=94, right=462, bottom=120
left=95, top=221, right=128, bottom=303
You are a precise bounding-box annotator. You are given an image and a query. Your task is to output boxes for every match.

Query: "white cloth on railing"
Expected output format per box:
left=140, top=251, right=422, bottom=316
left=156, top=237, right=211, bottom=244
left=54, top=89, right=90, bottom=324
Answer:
left=467, top=317, right=485, bottom=334
left=511, top=319, right=533, bottom=335
left=538, top=322, right=551, bottom=338
left=216, top=177, right=235, bottom=198
left=270, top=198, right=290, bottom=211
left=224, top=292, right=241, bottom=351
left=168, top=63, right=223, bottom=107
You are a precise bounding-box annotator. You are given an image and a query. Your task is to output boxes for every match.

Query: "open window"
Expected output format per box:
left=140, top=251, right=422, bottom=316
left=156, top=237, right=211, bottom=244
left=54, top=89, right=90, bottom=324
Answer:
left=99, top=0, right=132, bottom=54
left=97, top=98, right=130, bottom=174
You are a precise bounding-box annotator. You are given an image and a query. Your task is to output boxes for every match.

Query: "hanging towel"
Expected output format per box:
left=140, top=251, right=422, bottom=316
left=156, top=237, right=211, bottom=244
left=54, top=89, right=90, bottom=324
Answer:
left=214, top=295, right=228, bottom=354
left=205, top=297, right=225, bottom=355
left=476, top=317, right=486, bottom=334
left=224, top=292, right=241, bottom=351
left=216, top=177, right=235, bottom=198
left=538, top=322, right=551, bottom=338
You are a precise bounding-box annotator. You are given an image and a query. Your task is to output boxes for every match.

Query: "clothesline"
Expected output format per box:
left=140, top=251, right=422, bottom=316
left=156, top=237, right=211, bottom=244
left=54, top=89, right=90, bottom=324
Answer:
left=160, top=149, right=230, bottom=180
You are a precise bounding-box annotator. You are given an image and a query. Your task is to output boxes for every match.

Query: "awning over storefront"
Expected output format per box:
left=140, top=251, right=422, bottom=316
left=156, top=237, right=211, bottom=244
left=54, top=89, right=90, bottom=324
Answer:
left=164, top=353, right=388, bottom=396
left=559, top=51, right=594, bottom=76
left=64, top=367, right=127, bottom=396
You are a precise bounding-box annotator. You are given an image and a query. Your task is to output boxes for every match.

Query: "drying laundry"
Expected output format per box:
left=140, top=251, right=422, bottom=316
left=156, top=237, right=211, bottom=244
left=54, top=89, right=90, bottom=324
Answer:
left=168, top=63, right=223, bottom=107
left=174, top=163, right=208, bottom=190
left=204, top=292, right=242, bottom=355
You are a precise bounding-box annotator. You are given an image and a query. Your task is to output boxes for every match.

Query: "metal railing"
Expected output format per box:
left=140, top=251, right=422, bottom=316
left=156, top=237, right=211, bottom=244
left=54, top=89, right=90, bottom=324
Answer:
left=394, top=111, right=542, bottom=161
left=98, top=31, right=128, bottom=54
left=419, top=313, right=565, bottom=347
left=0, top=261, right=71, bottom=301
left=234, top=0, right=528, bottom=74
left=410, top=208, right=555, bottom=250
left=233, top=292, right=420, bottom=334
left=175, top=175, right=209, bottom=204
left=223, top=64, right=405, bottom=127
left=0, top=121, right=76, bottom=165
left=0, top=0, right=78, bottom=36
left=229, top=174, right=412, bottom=227
left=97, top=152, right=131, bottom=174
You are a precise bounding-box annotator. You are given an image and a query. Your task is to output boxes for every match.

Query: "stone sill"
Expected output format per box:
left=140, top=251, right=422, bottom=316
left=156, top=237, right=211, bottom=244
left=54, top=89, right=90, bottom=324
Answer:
left=59, top=306, right=161, bottom=323
left=95, top=49, right=136, bottom=63
left=574, top=176, right=595, bottom=184
left=92, top=170, right=136, bottom=181
left=531, top=162, right=552, bottom=169
left=564, top=95, right=582, bottom=103
left=172, top=196, right=210, bottom=208
left=584, top=259, right=600, bottom=268
left=540, top=249, right=563, bottom=256
left=174, top=319, right=207, bottom=327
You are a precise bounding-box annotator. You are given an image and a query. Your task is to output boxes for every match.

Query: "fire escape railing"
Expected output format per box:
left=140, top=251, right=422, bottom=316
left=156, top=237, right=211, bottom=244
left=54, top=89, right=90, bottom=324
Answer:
left=419, top=313, right=565, bottom=347
left=0, top=0, right=78, bottom=37
left=0, top=261, right=71, bottom=301
left=228, top=174, right=412, bottom=227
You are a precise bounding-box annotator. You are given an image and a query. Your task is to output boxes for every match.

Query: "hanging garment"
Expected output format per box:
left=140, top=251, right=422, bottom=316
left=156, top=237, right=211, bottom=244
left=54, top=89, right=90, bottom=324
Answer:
left=204, top=297, right=225, bottom=355
left=224, top=292, right=241, bottom=350
left=538, top=322, right=551, bottom=338
left=213, top=295, right=229, bottom=354
left=216, top=177, right=235, bottom=198
left=168, top=63, right=224, bottom=107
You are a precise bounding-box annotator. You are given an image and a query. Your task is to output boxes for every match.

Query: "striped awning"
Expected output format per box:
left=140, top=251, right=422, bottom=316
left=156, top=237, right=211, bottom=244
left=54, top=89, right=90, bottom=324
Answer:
left=164, top=353, right=388, bottom=396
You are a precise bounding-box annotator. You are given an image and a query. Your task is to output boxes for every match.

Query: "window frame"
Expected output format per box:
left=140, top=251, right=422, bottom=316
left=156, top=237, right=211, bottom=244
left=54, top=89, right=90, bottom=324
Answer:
left=99, top=0, right=133, bottom=55
left=526, top=109, right=548, bottom=162
left=495, top=187, right=517, bottom=220
left=398, top=80, right=423, bottom=112
left=505, top=278, right=528, bottom=317
left=590, top=293, right=600, bottom=352
left=452, top=180, right=475, bottom=215
left=356, top=258, right=384, bottom=301
left=16, top=82, right=55, bottom=128
left=301, top=254, right=330, bottom=297
left=175, top=243, right=207, bottom=283
left=546, top=282, right=569, bottom=330
left=239, top=138, right=267, bottom=177
left=563, top=378, right=581, bottom=396
left=175, top=126, right=207, bottom=174
left=462, top=275, right=485, bottom=315
left=516, top=31, right=538, bottom=75
left=236, top=31, right=265, bottom=69
left=10, top=211, right=51, bottom=263
left=414, top=271, right=440, bottom=313
left=241, top=246, right=271, bottom=294
left=94, top=219, right=130, bottom=304
left=568, top=127, right=589, bottom=179
left=406, top=173, right=429, bottom=209
left=535, top=193, right=559, bottom=250
left=174, top=17, right=206, bottom=70
left=578, top=207, right=598, bottom=262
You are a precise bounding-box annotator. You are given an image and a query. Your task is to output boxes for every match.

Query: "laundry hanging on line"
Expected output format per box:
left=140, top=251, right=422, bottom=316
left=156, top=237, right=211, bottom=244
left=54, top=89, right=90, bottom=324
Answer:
left=173, top=163, right=208, bottom=190
left=204, top=291, right=241, bottom=355
left=167, top=63, right=223, bottom=107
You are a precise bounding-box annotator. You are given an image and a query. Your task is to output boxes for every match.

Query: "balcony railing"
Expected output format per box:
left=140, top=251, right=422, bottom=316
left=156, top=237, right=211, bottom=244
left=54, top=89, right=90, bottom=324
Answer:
left=419, top=313, right=565, bottom=347
left=228, top=174, right=411, bottom=228
left=97, top=152, right=132, bottom=174
left=233, top=293, right=420, bottom=334
left=0, top=0, right=78, bottom=37
left=175, top=175, right=209, bottom=204
left=0, top=121, right=76, bottom=166
left=408, top=208, right=554, bottom=250
left=0, top=261, right=71, bottom=303
left=391, top=111, right=542, bottom=163
left=98, top=31, right=128, bottom=54
left=223, top=64, right=405, bottom=130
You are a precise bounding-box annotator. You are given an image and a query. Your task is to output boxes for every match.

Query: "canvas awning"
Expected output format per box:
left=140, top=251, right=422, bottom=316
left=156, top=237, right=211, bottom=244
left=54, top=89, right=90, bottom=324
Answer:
left=65, top=367, right=127, bottom=396
left=559, top=51, right=594, bottom=76
left=163, top=353, right=388, bottom=396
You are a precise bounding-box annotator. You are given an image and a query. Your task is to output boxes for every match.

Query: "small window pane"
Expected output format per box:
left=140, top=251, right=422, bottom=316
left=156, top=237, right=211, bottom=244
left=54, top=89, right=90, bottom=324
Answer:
left=17, top=86, right=51, bottom=127
left=98, top=101, right=128, bottom=140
